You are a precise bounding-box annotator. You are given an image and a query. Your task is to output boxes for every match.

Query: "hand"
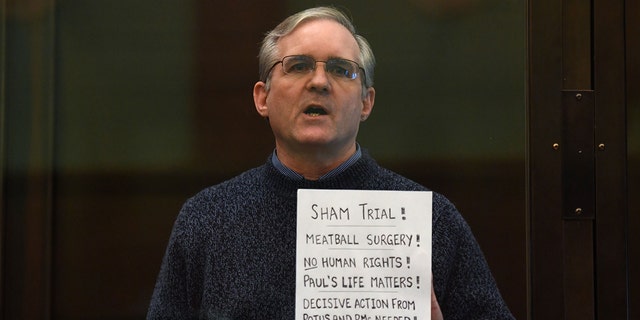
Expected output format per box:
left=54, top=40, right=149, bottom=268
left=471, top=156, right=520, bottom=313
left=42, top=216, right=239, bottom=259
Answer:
left=431, top=278, right=443, bottom=320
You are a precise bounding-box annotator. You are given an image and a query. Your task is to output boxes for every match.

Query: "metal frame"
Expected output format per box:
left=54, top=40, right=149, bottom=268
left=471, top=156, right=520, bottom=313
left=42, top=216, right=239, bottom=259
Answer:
left=528, top=0, right=629, bottom=318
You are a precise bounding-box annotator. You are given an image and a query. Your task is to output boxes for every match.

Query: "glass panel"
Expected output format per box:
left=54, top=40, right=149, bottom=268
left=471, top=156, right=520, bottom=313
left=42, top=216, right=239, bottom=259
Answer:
left=3, top=3, right=56, bottom=317
left=54, top=1, right=197, bottom=317
left=293, top=1, right=526, bottom=317
left=52, top=0, right=525, bottom=318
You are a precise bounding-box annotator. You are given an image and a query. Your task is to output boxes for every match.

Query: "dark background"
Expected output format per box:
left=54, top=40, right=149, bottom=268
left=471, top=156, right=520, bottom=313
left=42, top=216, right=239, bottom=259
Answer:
left=3, top=0, right=637, bottom=319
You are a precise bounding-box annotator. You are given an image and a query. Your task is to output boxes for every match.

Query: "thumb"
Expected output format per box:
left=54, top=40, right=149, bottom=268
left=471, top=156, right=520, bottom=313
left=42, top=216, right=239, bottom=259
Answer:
left=431, top=276, right=444, bottom=320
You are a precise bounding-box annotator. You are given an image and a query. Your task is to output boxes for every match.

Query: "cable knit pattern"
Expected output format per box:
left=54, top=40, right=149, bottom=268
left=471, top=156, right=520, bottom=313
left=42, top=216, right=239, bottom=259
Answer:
left=148, top=152, right=514, bottom=319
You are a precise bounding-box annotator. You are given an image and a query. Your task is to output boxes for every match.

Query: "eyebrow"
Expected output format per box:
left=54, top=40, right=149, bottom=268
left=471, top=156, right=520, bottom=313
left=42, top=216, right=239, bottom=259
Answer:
left=293, top=54, right=357, bottom=61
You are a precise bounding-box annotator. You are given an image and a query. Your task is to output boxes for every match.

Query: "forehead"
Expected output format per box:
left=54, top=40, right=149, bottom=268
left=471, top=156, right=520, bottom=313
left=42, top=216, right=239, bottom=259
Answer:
left=277, top=19, right=360, bottom=61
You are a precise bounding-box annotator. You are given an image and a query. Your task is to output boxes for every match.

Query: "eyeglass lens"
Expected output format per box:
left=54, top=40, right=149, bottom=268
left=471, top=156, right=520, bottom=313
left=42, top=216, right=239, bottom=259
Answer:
left=282, top=55, right=359, bottom=80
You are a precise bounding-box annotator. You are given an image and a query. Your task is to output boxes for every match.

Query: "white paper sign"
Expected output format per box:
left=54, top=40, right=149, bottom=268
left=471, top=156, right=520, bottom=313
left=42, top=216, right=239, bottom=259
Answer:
left=296, top=189, right=432, bottom=320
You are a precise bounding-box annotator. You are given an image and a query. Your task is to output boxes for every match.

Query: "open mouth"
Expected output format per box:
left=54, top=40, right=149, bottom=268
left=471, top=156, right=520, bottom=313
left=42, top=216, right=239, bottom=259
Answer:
left=304, top=106, right=328, bottom=117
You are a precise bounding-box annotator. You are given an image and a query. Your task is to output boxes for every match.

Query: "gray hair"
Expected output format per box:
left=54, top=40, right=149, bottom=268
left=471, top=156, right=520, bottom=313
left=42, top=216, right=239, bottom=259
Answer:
left=258, top=7, right=375, bottom=91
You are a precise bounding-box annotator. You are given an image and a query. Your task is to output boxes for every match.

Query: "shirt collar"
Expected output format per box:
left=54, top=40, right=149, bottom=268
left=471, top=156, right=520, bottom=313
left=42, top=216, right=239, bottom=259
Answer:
left=271, top=144, right=362, bottom=181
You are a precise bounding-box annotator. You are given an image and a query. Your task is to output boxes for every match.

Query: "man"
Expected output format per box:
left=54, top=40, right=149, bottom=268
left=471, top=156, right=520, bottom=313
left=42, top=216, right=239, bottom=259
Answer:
left=148, top=6, right=514, bottom=319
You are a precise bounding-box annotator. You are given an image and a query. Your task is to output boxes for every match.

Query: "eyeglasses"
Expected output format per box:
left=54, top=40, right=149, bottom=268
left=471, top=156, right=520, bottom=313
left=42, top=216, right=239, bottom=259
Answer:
left=267, top=55, right=365, bottom=81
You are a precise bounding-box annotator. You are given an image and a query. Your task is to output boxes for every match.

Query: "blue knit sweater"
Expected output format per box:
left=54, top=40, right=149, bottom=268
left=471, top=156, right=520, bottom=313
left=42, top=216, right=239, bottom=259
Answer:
left=147, top=152, right=514, bottom=319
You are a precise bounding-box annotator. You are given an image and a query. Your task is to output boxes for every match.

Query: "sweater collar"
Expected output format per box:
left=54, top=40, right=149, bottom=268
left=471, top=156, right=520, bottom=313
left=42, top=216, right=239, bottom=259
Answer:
left=264, top=148, right=377, bottom=195
left=270, top=144, right=363, bottom=181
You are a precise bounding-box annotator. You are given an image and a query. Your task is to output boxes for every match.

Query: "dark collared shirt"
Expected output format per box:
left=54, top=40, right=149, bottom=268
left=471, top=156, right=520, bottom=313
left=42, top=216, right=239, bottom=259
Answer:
left=271, top=144, right=362, bottom=181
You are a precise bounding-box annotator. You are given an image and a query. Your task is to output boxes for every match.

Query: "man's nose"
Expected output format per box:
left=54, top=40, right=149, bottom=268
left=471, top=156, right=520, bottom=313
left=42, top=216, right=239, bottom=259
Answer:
left=308, top=62, right=331, bottom=92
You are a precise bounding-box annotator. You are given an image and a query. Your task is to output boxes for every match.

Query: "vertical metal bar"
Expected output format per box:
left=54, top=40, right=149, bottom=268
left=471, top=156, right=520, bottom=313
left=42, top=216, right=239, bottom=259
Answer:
left=562, top=0, right=592, bottom=89
left=561, top=0, right=596, bottom=318
left=562, top=221, right=595, bottom=319
left=625, top=0, right=640, bottom=318
left=593, top=0, right=629, bottom=317
left=0, top=0, right=7, bottom=315
left=3, top=0, right=55, bottom=318
left=529, top=0, right=602, bottom=318
left=561, top=90, right=595, bottom=220
left=561, top=90, right=595, bottom=319
left=528, top=0, right=565, bottom=318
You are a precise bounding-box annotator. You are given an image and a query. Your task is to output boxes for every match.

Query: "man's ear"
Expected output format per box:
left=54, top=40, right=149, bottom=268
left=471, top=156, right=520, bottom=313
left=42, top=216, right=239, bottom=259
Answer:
left=253, top=81, right=269, bottom=118
left=360, top=87, right=375, bottom=121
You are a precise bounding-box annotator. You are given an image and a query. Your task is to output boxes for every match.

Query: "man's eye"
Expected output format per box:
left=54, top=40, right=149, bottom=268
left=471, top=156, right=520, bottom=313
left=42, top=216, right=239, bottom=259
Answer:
left=328, top=66, right=350, bottom=77
left=287, top=62, right=312, bottom=73
left=328, top=62, right=356, bottom=79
